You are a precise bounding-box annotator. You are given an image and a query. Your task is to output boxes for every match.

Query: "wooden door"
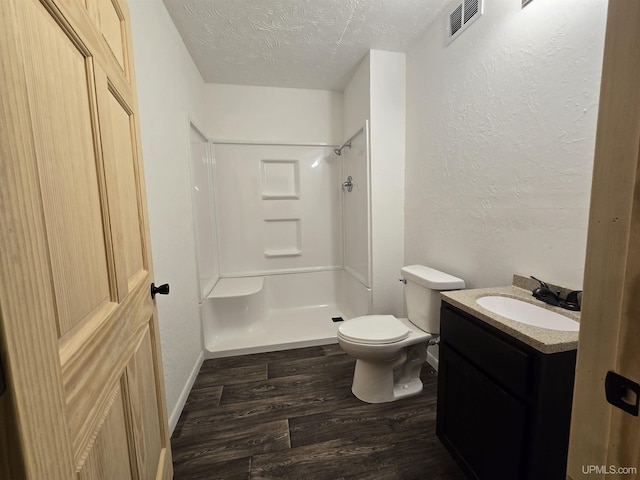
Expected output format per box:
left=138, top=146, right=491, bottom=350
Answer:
left=0, top=0, right=173, bottom=478
left=567, top=1, right=640, bottom=478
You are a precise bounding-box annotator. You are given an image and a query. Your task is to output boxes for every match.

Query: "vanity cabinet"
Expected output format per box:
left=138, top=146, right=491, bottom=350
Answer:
left=436, top=302, right=577, bottom=480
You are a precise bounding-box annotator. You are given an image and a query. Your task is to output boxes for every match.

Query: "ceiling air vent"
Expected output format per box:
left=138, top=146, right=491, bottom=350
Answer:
left=447, top=0, right=483, bottom=45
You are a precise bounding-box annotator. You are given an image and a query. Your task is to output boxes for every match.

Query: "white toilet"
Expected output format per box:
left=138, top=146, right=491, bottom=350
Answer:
left=337, top=265, right=465, bottom=403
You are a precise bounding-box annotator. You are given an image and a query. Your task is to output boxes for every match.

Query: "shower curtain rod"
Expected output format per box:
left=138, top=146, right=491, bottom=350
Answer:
left=210, top=124, right=366, bottom=150
left=339, top=126, right=365, bottom=151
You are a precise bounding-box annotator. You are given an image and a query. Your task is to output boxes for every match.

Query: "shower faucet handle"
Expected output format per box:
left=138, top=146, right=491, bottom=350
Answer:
left=342, top=176, right=354, bottom=193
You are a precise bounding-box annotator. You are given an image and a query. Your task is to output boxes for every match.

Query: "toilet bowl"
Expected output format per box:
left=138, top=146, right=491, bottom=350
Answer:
left=338, top=265, right=464, bottom=403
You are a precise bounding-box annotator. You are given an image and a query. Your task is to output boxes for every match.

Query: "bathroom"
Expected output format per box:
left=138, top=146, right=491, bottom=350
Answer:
left=128, top=0, right=611, bottom=476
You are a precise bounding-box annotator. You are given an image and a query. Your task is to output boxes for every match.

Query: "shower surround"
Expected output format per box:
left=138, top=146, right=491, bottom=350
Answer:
left=193, top=138, right=371, bottom=357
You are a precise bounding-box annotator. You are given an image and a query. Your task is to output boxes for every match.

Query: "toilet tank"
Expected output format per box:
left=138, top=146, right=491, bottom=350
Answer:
left=401, top=265, right=465, bottom=334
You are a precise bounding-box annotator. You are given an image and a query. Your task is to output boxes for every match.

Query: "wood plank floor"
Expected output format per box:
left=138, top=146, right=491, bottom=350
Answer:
left=171, top=344, right=466, bottom=479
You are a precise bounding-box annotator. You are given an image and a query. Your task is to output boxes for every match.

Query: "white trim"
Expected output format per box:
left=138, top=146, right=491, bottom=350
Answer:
left=221, top=265, right=343, bottom=277
left=169, top=351, right=204, bottom=435
left=187, top=117, right=221, bottom=302
left=344, top=265, right=368, bottom=288
left=199, top=277, right=217, bottom=305
left=427, top=348, right=439, bottom=371
left=364, top=120, right=373, bottom=291
left=261, top=194, right=301, bottom=200
left=211, top=139, right=339, bottom=148
left=185, top=117, right=204, bottom=303
left=188, top=118, right=209, bottom=143
left=264, top=250, right=303, bottom=258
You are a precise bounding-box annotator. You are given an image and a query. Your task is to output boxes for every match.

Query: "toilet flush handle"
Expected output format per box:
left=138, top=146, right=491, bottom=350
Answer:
left=399, top=278, right=407, bottom=284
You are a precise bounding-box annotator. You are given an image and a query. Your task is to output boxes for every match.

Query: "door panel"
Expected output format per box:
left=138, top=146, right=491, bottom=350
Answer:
left=19, top=0, right=113, bottom=338
left=126, top=327, right=163, bottom=479
left=61, top=279, right=153, bottom=466
left=106, top=88, right=146, bottom=288
left=78, top=384, right=135, bottom=480
left=98, top=0, right=126, bottom=72
left=0, top=0, right=173, bottom=478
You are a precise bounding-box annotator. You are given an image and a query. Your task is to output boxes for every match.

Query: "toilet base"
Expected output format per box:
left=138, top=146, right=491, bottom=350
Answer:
left=393, top=378, right=424, bottom=399
left=351, top=344, right=428, bottom=403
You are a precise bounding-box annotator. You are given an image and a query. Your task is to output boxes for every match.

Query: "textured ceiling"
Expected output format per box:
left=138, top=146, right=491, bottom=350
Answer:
left=162, top=0, right=451, bottom=91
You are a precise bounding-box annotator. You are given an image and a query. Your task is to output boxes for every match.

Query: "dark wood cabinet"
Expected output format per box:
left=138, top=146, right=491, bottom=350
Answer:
left=437, top=302, right=577, bottom=480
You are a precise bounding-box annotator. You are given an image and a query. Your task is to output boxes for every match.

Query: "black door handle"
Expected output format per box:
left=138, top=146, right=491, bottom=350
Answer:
left=605, top=371, right=639, bottom=416
left=151, top=283, right=170, bottom=299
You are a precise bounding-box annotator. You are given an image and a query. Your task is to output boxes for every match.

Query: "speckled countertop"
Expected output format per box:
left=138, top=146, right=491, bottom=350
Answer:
left=440, top=276, right=580, bottom=354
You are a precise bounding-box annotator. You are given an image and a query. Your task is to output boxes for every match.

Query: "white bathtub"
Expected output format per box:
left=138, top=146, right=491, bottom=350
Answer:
left=201, top=269, right=370, bottom=358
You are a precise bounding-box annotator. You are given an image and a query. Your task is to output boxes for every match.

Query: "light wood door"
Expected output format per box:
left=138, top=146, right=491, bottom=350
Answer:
left=567, top=1, right=640, bottom=478
left=0, top=0, right=173, bottom=478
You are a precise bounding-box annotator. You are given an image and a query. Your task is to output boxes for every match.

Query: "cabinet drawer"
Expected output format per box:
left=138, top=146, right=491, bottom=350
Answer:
left=441, top=304, right=532, bottom=397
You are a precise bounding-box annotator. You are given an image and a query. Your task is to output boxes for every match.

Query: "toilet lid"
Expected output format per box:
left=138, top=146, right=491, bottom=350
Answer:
left=338, top=315, right=410, bottom=344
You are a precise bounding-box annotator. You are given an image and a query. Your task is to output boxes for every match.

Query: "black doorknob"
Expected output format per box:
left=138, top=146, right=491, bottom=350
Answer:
left=151, top=283, right=170, bottom=299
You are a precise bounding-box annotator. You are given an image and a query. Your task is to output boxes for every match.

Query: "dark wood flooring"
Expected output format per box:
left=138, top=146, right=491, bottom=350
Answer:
left=171, top=344, right=466, bottom=479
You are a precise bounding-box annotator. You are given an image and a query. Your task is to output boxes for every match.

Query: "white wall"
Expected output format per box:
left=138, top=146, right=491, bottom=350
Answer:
left=342, top=51, right=406, bottom=316
left=129, top=0, right=205, bottom=432
left=343, top=54, right=371, bottom=139
left=204, top=84, right=343, bottom=144
left=342, top=56, right=373, bottom=308
left=369, top=51, right=406, bottom=316
left=405, top=0, right=608, bottom=291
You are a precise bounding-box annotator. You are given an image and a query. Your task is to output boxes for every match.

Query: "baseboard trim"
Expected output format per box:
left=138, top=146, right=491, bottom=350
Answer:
left=168, top=351, right=204, bottom=435
left=427, top=349, right=439, bottom=371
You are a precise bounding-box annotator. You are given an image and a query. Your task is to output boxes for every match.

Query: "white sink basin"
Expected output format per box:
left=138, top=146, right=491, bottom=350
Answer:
left=476, top=296, right=580, bottom=331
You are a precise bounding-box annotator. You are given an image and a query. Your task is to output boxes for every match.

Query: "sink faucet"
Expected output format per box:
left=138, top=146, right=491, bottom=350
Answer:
left=530, top=276, right=582, bottom=311
left=531, top=276, right=560, bottom=306
left=563, top=290, right=582, bottom=311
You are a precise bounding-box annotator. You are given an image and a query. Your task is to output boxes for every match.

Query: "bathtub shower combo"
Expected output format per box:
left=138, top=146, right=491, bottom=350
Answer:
left=189, top=122, right=372, bottom=357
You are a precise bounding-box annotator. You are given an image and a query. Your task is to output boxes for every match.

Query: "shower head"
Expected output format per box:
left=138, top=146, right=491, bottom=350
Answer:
left=333, top=142, right=351, bottom=156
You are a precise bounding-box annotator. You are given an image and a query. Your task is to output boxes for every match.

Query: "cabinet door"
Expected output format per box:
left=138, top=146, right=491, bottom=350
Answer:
left=437, top=344, right=528, bottom=480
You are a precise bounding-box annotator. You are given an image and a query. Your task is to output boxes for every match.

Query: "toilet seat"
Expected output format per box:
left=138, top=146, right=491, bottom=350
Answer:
left=338, top=315, right=410, bottom=345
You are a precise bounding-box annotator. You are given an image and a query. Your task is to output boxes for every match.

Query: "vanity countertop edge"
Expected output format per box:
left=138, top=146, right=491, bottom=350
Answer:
left=440, top=285, right=580, bottom=354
